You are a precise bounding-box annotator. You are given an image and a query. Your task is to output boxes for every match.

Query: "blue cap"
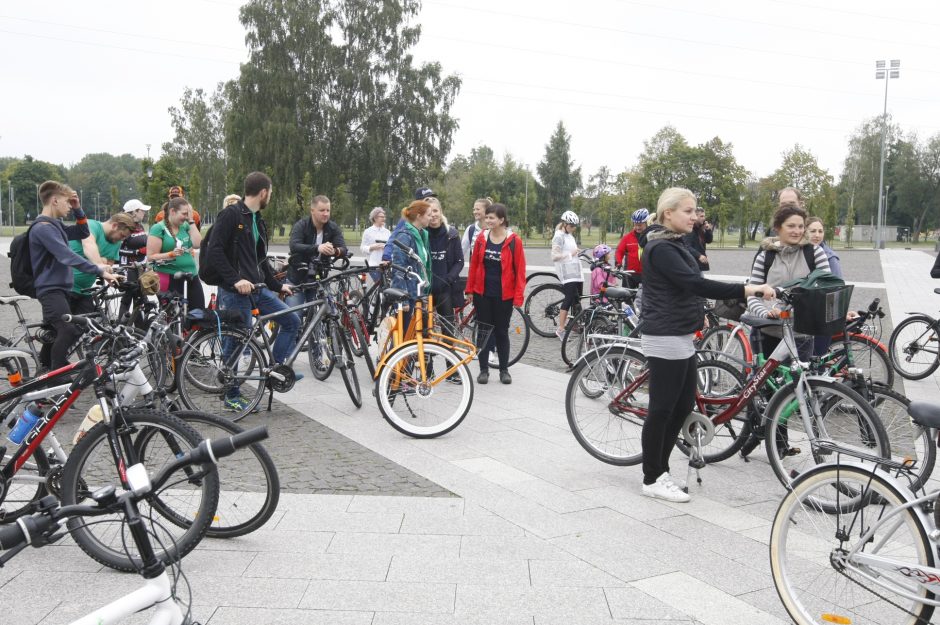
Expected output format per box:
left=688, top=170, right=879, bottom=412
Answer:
left=414, top=187, right=436, bottom=200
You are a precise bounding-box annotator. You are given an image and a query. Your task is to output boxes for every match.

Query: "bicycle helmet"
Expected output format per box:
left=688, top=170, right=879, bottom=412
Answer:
left=593, top=244, right=611, bottom=260
left=560, top=210, right=580, bottom=226
left=632, top=208, right=649, bottom=223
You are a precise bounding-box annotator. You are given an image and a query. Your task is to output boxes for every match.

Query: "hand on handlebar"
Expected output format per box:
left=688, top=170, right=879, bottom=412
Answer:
left=744, top=283, right=775, bottom=300
left=100, top=269, right=122, bottom=284
left=280, top=284, right=294, bottom=297
left=234, top=279, right=254, bottom=295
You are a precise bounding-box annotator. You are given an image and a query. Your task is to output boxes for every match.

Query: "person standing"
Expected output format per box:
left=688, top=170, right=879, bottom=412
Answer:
left=30, top=181, right=120, bottom=370
left=204, top=172, right=298, bottom=411
left=806, top=216, right=842, bottom=356
left=118, top=199, right=152, bottom=321
left=614, top=208, right=649, bottom=288
left=360, top=206, right=391, bottom=279
left=461, top=197, right=492, bottom=258
left=551, top=211, right=582, bottom=340
left=683, top=206, right=713, bottom=272
left=426, top=197, right=464, bottom=327
left=640, top=187, right=773, bottom=502
left=147, top=197, right=205, bottom=311
left=465, top=203, right=526, bottom=384
left=68, top=213, right=134, bottom=332
left=286, top=195, right=348, bottom=306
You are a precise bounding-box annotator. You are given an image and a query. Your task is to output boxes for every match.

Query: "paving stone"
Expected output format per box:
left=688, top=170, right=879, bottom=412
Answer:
left=299, top=579, right=455, bottom=613
left=387, top=555, right=529, bottom=585
left=206, top=606, right=374, bottom=624
left=455, top=585, right=611, bottom=620
left=244, top=550, right=392, bottom=581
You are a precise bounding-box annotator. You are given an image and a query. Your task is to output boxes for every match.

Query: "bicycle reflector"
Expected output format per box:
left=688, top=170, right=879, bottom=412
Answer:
left=821, top=614, right=851, bottom=624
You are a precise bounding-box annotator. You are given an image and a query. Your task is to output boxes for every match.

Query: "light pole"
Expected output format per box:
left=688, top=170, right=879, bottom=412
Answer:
left=386, top=175, right=393, bottom=210
left=523, top=165, right=528, bottom=234
left=874, top=59, right=900, bottom=250
left=738, top=192, right=746, bottom=248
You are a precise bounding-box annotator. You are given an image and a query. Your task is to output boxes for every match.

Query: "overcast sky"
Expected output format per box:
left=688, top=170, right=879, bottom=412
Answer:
left=2, top=0, right=938, bottom=183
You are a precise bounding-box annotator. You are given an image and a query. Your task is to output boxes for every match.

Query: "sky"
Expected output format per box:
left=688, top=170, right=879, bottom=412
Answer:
left=2, top=0, right=938, bottom=182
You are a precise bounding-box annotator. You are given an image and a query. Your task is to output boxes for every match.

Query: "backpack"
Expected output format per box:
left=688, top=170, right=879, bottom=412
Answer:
left=197, top=223, right=223, bottom=286
left=9, top=221, right=40, bottom=297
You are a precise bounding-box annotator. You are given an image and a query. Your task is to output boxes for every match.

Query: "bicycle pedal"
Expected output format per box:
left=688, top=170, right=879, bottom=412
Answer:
left=688, top=457, right=706, bottom=470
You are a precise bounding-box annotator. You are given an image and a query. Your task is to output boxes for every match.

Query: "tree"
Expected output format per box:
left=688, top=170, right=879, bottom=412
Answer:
left=837, top=116, right=901, bottom=228
left=3, top=156, right=64, bottom=225
left=770, top=144, right=834, bottom=207
left=536, top=121, right=581, bottom=231
left=632, top=126, right=698, bottom=210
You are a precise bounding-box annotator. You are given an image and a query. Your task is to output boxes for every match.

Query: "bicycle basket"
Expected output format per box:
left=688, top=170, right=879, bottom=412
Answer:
left=791, top=283, right=854, bottom=336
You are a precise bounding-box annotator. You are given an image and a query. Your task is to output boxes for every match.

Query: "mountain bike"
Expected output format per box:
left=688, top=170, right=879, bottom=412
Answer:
left=889, top=287, right=940, bottom=380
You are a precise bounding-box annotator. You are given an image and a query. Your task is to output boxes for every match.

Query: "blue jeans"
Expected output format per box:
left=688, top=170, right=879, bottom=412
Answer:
left=219, top=287, right=301, bottom=396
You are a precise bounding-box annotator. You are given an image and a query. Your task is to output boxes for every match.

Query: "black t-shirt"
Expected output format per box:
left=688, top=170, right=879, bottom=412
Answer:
left=483, top=236, right=502, bottom=297
left=119, top=226, right=148, bottom=265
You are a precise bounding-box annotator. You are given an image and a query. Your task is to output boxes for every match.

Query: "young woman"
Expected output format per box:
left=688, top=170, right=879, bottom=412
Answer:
left=425, top=198, right=464, bottom=327
left=389, top=200, right=432, bottom=319
left=806, top=216, right=842, bottom=356
left=465, top=203, right=526, bottom=385
left=640, top=188, right=773, bottom=502
left=147, top=196, right=205, bottom=311
left=551, top=210, right=582, bottom=339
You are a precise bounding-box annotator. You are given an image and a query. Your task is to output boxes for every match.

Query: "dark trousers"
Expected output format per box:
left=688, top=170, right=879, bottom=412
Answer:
left=760, top=332, right=813, bottom=362
left=432, top=290, right=454, bottom=334
left=474, top=294, right=513, bottom=372
left=641, top=355, right=698, bottom=485
left=38, top=290, right=94, bottom=369
left=161, top=273, right=206, bottom=312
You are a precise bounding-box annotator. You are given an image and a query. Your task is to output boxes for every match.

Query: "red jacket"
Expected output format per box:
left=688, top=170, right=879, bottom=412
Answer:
left=615, top=230, right=642, bottom=275
left=465, top=231, right=526, bottom=306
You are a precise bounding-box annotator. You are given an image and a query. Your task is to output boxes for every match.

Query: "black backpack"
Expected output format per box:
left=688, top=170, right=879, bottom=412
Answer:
left=8, top=221, right=40, bottom=297
left=197, top=223, right=221, bottom=286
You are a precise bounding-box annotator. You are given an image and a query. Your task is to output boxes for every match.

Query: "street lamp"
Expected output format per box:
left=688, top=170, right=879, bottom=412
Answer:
left=386, top=175, right=393, bottom=210
left=874, top=59, right=900, bottom=250
left=738, top=192, right=746, bottom=248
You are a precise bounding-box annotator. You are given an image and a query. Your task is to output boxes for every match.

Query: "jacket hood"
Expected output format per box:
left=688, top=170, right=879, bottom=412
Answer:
left=646, top=224, right=685, bottom=242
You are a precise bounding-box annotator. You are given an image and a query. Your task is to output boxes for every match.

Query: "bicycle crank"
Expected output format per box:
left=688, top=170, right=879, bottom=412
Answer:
left=680, top=412, right=715, bottom=448
left=268, top=364, right=296, bottom=393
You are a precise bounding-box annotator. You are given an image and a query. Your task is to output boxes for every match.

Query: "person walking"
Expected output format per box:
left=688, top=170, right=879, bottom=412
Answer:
left=683, top=206, right=713, bottom=271
left=640, top=187, right=773, bottom=502
left=426, top=197, right=464, bottom=327
left=465, top=203, right=526, bottom=384
left=551, top=210, right=582, bottom=340
left=147, top=196, right=205, bottom=311
left=614, top=208, right=649, bottom=288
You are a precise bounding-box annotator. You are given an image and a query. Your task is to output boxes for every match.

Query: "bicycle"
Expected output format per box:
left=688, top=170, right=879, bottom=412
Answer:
left=560, top=282, right=640, bottom=368
left=565, top=284, right=890, bottom=491
left=0, top=426, right=267, bottom=625
left=769, top=401, right=940, bottom=625
left=451, top=297, right=530, bottom=369
left=889, top=287, right=940, bottom=380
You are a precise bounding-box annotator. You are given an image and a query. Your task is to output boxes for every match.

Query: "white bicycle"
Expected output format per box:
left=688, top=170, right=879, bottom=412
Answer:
left=0, top=426, right=268, bottom=625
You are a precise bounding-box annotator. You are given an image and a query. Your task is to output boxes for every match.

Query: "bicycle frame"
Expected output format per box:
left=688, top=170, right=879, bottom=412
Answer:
left=71, top=573, right=183, bottom=625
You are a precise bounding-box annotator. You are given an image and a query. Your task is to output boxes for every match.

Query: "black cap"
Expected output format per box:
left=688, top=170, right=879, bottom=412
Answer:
left=414, top=187, right=436, bottom=200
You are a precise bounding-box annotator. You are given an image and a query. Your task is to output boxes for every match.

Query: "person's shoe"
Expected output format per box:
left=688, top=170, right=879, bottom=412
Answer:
left=642, top=473, right=691, bottom=503
left=223, top=396, right=249, bottom=412
left=499, top=370, right=512, bottom=384
left=662, top=472, right=686, bottom=491
left=555, top=329, right=565, bottom=341
left=477, top=370, right=489, bottom=385
left=446, top=374, right=463, bottom=385
left=293, top=370, right=305, bottom=382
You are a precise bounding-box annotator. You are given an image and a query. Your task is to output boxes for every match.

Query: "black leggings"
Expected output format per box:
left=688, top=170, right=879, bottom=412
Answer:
left=474, top=294, right=513, bottom=372
left=641, top=355, right=698, bottom=485
left=560, top=281, right=582, bottom=312
left=38, top=290, right=94, bottom=370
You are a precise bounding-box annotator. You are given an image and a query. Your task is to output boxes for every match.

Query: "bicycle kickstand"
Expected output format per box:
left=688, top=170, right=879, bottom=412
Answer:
left=684, top=432, right=707, bottom=492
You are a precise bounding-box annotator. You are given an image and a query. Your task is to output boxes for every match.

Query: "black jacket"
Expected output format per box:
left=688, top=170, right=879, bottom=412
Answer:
left=640, top=225, right=743, bottom=336
left=287, top=218, right=348, bottom=283
left=932, top=251, right=940, bottom=279
left=682, top=222, right=713, bottom=271
left=206, top=201, right=281, bottom=292
left=427, top=224, right=464, bottom=297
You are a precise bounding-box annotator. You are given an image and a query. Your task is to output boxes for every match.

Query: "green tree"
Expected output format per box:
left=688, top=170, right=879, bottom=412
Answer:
left=632, top=126, right=698, bottom=210
left=770, top=144, right=834, bottom=209
left=536, top=121, right=581, bottom=231
left=3, top=156, right=65, bottom=224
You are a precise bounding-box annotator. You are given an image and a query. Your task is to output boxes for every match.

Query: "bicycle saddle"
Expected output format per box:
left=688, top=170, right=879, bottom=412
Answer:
left=907, top=401, right=940, bottom=429
left=740, top=313, right=782, bottom=329
left=0, top=295, right=31, bottom=304
left=605, top=287, right=635, bottom=301
left=934, top=288, right=940, bottom=295
left=382, top=288, right=409, bottom=304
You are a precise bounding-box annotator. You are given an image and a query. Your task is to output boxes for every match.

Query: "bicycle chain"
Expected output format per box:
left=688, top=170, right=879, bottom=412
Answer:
left=836, top=566, right=932, bottom=624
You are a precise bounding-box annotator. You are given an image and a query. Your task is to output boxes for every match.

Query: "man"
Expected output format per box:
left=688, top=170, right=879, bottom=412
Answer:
left=382, top=187, right=435, bottom=263
left=154, top=185, right=202, bottom=229
left=286, top=195, right=347, bottom=305
left=205, top=172, right=299, bottom=411
left=683, top=206, right=713, bottom=272
left=29, top=181, right=120, bottom=370
left=118, top=199, right=151, bottom=321
left=614, top=208, right=649, bottom=288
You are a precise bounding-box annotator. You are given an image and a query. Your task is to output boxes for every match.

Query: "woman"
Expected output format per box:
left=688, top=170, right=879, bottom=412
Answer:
left=747, top=202, right=830, bottom=361
left=806, top=216, right=842, bottom=356
left=361, top=206, right=391, bottom=278
left=551, top=210, right=582, bottom=340
left=640, top=188, right=772, bottom=502
left=465, top=203, right=526, bottom=385
left=425, top=197, right=464, bottom=326
left=389, top=200, right=432, bottom=325
left=147, top=196, right=205, bottom=311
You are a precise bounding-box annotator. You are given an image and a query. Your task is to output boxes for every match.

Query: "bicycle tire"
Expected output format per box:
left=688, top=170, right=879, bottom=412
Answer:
left=474, top=305, right=530, bottom=369
left=60, top=409, right=220, bottom=571
left=524, top=271, right=558, bottom=298
left=343, top=308, right=369, bottom=358
left=157, top=409, right=280, bottom=538
left=176, top=327, right=267, bottom=421
left=331, top=320, right=362, bottom=409
left=828, top=333, right=894, bottom=387
left=561, top=310, right=619, bottom=368
left=697, top=325, right=753, bottom=375
left=346, top=309, right=375, bottom=379
left=308, top=317, right=336, bottom=381
left=889, top=314, right=940, bottom=380
left=566, top=345, right=648, bottom=466
left=524, top=282, right=567, bottom=338
left=677, top=358, right=752, bottom=464
left=770, top=464, right=934, bottom=625
left=0, top=335, right=33, bottom=392
left=763, top=378, right=889, bottom=490
left=0, top=446, right=51, bottom=522
left=375, top=343, right=472, bottom=438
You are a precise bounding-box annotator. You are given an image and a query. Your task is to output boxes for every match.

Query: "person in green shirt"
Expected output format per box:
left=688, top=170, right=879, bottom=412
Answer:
left=146, top=196, right=205, bottom=310
left=68, top=212, right=135, bottom=317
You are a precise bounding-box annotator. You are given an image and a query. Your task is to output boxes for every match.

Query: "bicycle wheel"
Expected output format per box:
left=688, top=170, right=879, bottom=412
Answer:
left=0, top=335, right=32, bottom=392
left=489, top=306, right=530, bottom=368
left=375, top=343, right=472, bottom=438
left=524, top=271, right=558, bottom=299
left=156, top=410, right=279, bottom=538
left=343, top=308, right=370, bottom=358
left=828, top=333, right=894, bottom=387
left=770, top=464, right=934, bottom=625
left=60, top=410, right=220, bottom=571
left=562, top=311, right=618, bottom=368
left=0, top=447, right=50, bottom=522
left=763, top=378, right=889, bottom=490
left=177, top=327, right=267, bottom=421
left=566, top=345, right=648, bottom=466
left=889, top=314, right=940, bottom=380
left=697, top=325, right=752, bottom=374
left=678, top=358, right=752, bottom=464
left=308, top=317, right=335, bottom=381
left=331, top=320, right=362, bottom=409
left=524, top=283, right=566, bottom=338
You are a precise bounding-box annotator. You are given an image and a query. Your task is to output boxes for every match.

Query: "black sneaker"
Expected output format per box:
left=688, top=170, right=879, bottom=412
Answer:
left=499, top=370, right=512, bottom=384
left=477, top=370, right=489, bottom=385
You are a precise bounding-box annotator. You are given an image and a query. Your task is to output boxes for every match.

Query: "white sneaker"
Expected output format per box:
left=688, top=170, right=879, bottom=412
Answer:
left=642, top=473, right=691, bottom=503
left=556, top=328, right=565, bottom=341
left=663, top=472, right=687, bottom=491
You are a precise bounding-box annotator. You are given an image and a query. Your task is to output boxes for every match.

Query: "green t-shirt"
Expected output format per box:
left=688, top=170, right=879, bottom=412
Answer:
left=69, top=220, right=121, bottom=293
left=149, top=221, right=197, bottom=275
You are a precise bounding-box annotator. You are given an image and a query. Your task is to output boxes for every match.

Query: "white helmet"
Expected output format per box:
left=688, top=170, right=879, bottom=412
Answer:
left=560, top=210, right=579, bottom=226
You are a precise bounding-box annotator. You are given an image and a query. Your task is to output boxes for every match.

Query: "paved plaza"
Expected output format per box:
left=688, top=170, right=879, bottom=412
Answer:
left=2, top=247, right=939, bottom=624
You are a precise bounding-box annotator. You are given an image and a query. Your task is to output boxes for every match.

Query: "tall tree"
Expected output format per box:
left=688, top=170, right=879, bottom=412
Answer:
left=3, top=156, right=64, bottom=224
left=536, top=121, right=581, bottom=231
left=769, top=144, right=834, bottom=206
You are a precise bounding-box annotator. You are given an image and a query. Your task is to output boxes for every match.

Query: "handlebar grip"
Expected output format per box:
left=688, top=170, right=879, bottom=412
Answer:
left=191, top=426, right=269, bottom=465
left=869, top=298, right=880, bottom=312
left=391, top=264, right=412, bottom=274
left=392, top=238, right=409, bottom=251
left=0, top=514, right=57, bottom=550
left=62, top=314, right=89, bottom=325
